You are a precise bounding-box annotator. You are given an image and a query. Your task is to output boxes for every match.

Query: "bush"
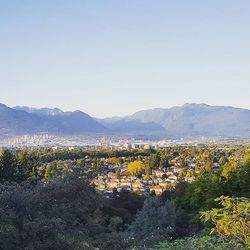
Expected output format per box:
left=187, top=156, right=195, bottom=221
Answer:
left=201, top=196, right=250, bottom=248
left=156, top=235, right=244, bottom=250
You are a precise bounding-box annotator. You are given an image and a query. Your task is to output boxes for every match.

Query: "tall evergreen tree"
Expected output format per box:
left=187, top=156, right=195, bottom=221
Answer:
left=0, top=150, right=18, bottom=182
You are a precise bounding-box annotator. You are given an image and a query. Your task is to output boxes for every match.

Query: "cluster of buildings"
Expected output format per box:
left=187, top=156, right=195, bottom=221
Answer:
left=0, top=134, right=100, bottom=148
left=91, top=165, right=194, bottom=196
left=1, top=133, right=235, bottom=149
left=97, top=138, right=163, bottom=150
left=1, top=134, right=196, bottom=150
left=97, top=138, right=211, bottom=150
left=0, top=134, right=55, bottom=148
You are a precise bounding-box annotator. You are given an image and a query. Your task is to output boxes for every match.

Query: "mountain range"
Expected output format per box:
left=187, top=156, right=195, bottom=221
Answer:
left=0, top=103, right=249, bottom=139
left=0, top=104, right=107, bottom=137
left=100, top=103, right=250, bottom=139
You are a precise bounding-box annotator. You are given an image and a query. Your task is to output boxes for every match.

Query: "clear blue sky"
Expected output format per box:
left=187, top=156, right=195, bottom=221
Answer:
left=0, top=0, right=249, bottom=118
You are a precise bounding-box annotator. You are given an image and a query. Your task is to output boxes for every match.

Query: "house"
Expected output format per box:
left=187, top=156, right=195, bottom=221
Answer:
left=185, top=176, right=195, bottom=183
left=152, top=185, right=163, bottom=195
left=132, top=180, right=144, bottom=191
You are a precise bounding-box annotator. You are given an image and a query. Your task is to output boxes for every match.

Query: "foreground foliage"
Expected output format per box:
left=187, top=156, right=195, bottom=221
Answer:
left=129, top=196, right=176, bottom=247
left=157, top=234, right=244, bottom=250
left=0, top=147, right=249, bottom=249
left=173, top=153, right=250, bottom=224
left=0, top=177, right=136, bottom=249
left=201, top=196, right=250, bottom=248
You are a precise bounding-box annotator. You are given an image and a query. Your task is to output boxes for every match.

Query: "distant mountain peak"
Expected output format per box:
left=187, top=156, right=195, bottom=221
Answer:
left=0, top=103, right=8, bottom=109
left=100, top=103, right=250, bottom=139
left=0, top=104, right=107, bottom=136
left=182, top=103, right=209, bottom=108
left=14, top=106, right=64, bottom=116
left=0, top=103, right=249, bottom=139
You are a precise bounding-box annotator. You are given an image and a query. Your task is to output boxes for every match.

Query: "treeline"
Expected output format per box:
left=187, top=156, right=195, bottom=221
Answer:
left=0, top=149, right=39, bottom=183
left=0, top=148, right=153, bottom=183
left=172, top=153, right=250, bottom=224
left=29, top=148, right=152, bottom=163
left=0, top=146, right=244, bottom=183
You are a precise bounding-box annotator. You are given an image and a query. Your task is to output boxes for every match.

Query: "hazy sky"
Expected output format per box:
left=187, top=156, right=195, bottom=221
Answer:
left=0, top=1, right=249, bottom=118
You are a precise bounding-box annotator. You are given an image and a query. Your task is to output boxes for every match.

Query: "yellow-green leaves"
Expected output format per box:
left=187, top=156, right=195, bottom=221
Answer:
left=127, top=160, right=144, bottom=175
left=201, top=196, right=250, bottom=247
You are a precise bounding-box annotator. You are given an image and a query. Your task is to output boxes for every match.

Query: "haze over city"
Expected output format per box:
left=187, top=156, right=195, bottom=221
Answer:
left=0, top=0, right=250, bottom=117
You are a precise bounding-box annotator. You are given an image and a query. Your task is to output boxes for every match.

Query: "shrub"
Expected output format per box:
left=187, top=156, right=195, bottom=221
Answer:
left=201, top=196, right=250, bottom=248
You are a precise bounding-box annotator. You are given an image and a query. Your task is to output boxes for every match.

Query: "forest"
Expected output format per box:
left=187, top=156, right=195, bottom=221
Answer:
left=0, top=146, right=249, bottom=249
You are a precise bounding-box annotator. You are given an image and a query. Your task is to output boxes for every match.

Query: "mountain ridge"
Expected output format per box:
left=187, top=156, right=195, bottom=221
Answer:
left=0, top=103, right=249, bottom=139
left=0, top=104, right=107, bottom=136
left=99, top=103, right=250, bottom=139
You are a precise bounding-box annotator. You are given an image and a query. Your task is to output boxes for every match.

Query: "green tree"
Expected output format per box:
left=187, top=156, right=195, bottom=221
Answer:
left=149, top=153, right=161, bottom=169
left=221, top=160, right=238, bottom=179
left=0, top=150, right=18, bottom=182
left=108, top=157, right=120, bottom=165
left=179, top=160, right=186, bottom=169
left=205, top=161, right=213, bottom=172
left=223, top=156, right=250, bottom=198
left=201, top=196, right=250, bottom=247
left=157, top=234, right=241, bottom=250
left=179, top=167, right=187, bottom=178
left=145, top=162, right=152, bottom=177
left=129, top=196, right=176, bottom=247
left=219, top=156, right=227, bottom=166
left=0, top=177, right=103, bottom=249
left=44, top=162, right=57, bottom=180
left=16, top=150, right=38, bottom=182
left=174, top=173, right=223, bottom=224
left=186, top=168, right=195, bottom=177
